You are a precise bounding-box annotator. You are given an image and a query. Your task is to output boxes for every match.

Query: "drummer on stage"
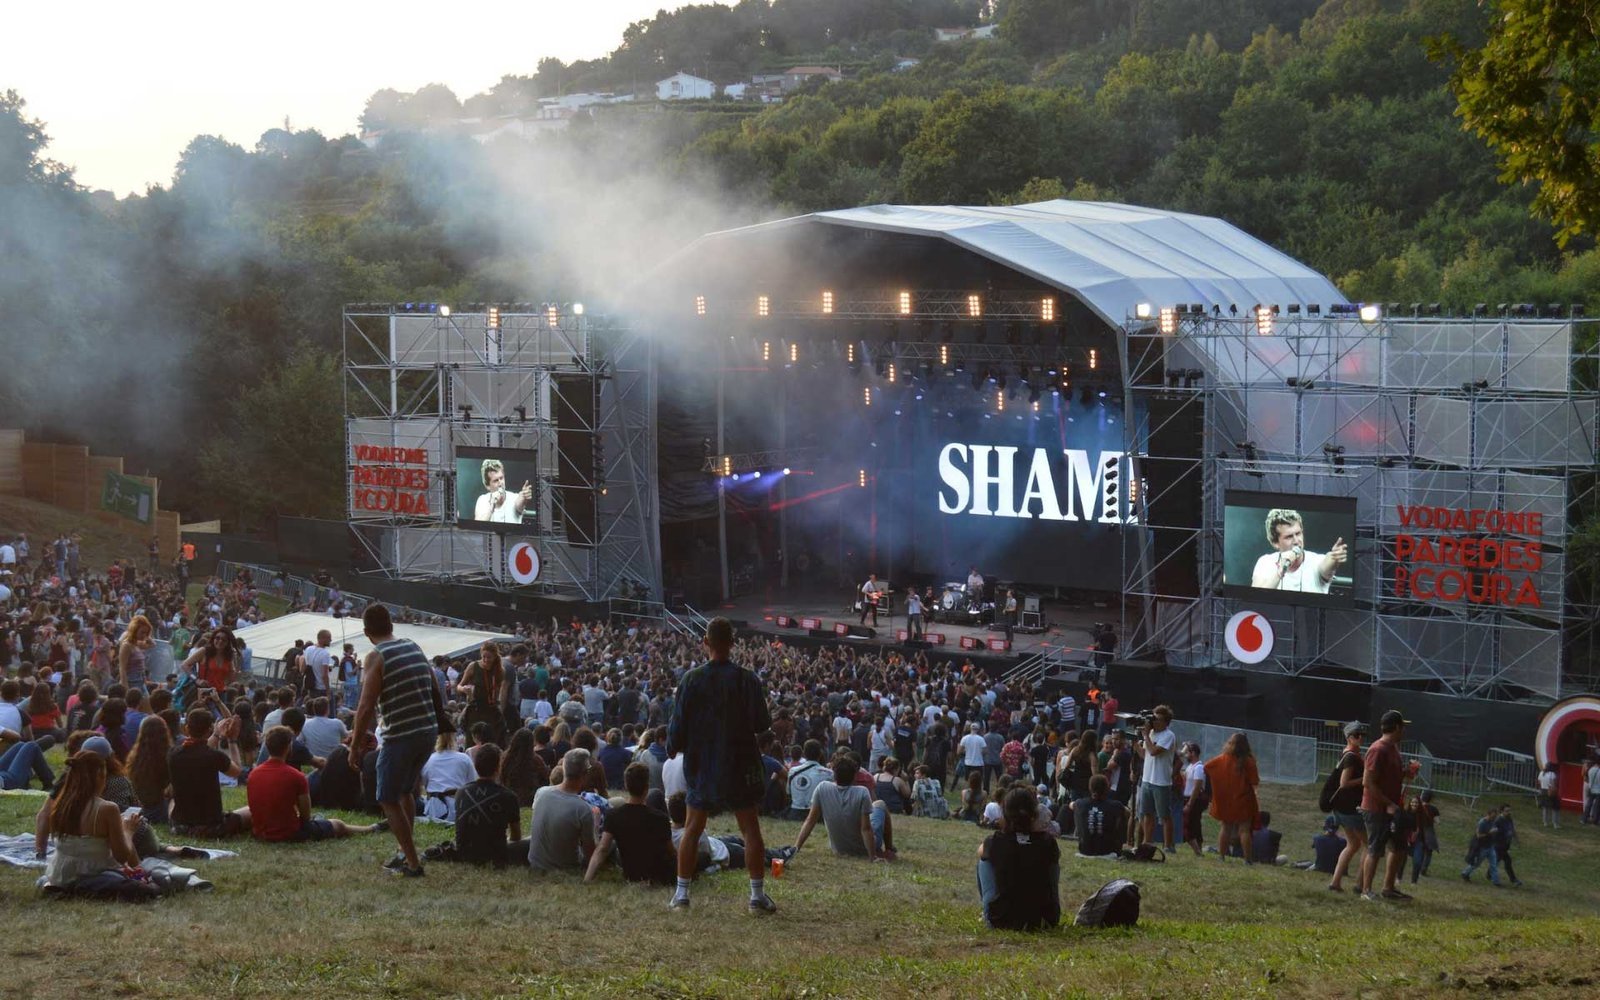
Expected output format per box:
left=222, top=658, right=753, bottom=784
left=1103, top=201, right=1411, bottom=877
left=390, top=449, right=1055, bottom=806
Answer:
left=965, top=566, right=985, bottom=601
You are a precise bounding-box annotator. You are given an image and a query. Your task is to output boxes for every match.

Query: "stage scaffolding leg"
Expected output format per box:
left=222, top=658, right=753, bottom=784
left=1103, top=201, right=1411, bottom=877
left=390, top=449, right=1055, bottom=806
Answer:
left=779, top=373, right=789, bottom=589
left=718, top=339, right=730, bottom=602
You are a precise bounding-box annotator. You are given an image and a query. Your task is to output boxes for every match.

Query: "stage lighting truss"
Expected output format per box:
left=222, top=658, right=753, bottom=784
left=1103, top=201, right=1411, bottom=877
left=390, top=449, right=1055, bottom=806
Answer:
left=711, top=291, right=1071, bottom=321
left=702, top=447, right=819, bottom=477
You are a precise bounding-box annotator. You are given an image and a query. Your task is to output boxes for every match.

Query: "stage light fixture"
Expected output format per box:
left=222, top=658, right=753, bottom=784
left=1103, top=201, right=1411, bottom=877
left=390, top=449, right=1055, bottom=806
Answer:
left=789, top=341, right=798, bottom=364
left=782, top=467, right=791, bottom=475
left=762, top=341, right=771, bottom=363
left=546, top=304, right=559, bottom=329
left=847, top=342, right=857, bottom=365
left=753, top=471, right=762, bottom=479
left=822, top=290, right=834, bottom=314
left=858, top=469, right=867, bottom=488
left=967, top=294, right=981, bottom=317
left=1573, top=303, right=1587, bottom=318
left=439, top=305, right=451, bottom=317
left=1358, top=304, right=1381, bottom=323
left=939, top=343, right=950, bottom=367
left=459, top=405, right=473, bottom=423
left=1472, top=303, right=1488, bottom=316
left=756, top=295, right=770, bottom=318
left=1184, top=368, right=1203, bottom=388
left=513, top=405, right=526, bottom=422
left=695, top=296, right=706, bottom=316
left=1287, top=304, right=1301, bottom=315
left=898, top=290, right=912, bottom=315
left=1255, top=305, right=1274, bottom=336
left=573, top=303, right=584, bottom=315
left=722, top=456, right=732, bottom=476
left=487, top=306, right=500, bottom=329
left=1307, top=304, right=1321, bottom=316
left=863, top=386, right=872, bottom=406
left=1159, top=307, right=1177, bottom=335
left=1041, top=297, right=1056, bottom=322
left=1088, top=348, right=1098, bottom=370
left=1135, top=303, right=1152, bottom=320
left=996, top=389, right=1004, bottom=412
left=887, top=362, right=897, bottom=383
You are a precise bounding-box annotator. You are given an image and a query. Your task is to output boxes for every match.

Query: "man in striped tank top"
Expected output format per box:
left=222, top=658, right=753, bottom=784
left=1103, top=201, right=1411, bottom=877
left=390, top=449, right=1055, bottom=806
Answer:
left=349, top=605, right=442, bottom=878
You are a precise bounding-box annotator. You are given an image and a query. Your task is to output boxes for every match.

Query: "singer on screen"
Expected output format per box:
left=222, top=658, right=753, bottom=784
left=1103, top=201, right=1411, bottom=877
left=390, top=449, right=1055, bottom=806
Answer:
left=1250, top=508, right=1347, bottom=593
left=472, top=459, right=532, bottom=524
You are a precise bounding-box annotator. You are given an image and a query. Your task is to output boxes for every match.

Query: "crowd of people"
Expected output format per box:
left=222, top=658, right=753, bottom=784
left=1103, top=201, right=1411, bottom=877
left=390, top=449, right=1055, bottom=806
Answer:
left=1, top=532, right=1586, bottom=922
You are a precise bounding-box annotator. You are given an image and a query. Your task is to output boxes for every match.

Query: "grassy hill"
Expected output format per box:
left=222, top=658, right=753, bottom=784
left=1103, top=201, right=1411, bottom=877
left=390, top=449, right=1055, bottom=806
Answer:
left=0, top=494, right=160, bottom=574
left=2, top=777, right=1596, bottom=997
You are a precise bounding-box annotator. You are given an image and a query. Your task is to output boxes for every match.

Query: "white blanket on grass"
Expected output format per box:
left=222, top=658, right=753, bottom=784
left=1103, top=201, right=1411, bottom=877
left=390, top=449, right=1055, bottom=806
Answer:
left=0, top=834, right=237, bottom=869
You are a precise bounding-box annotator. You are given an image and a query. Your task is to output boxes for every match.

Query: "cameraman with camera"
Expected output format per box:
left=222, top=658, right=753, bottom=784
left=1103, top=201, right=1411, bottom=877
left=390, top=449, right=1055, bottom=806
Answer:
left=1133, top=706, right=1177, bottom=853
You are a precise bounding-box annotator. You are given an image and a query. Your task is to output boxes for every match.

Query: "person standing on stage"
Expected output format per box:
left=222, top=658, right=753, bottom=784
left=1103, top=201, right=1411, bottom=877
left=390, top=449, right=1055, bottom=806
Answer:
left=966, top=566, right=985, bottom=601
left=1003, top=590, right=1018, bottom=643
left=665, top=617, right=776, bottom=913
left=906, top=590, right=925, bottom=641
left=860, top=574, right=884, bottom=627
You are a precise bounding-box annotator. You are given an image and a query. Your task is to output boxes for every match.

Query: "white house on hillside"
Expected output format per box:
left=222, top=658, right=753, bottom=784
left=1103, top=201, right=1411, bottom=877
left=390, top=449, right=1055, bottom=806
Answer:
left=657, top=72, right=716, bottom=101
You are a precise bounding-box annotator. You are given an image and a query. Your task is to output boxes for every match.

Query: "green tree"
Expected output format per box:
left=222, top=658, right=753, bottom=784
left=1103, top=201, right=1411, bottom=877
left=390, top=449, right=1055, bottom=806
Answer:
left=198, top=346, right=345, bottom=527
left=1435, top=0, right=1600, bottom=244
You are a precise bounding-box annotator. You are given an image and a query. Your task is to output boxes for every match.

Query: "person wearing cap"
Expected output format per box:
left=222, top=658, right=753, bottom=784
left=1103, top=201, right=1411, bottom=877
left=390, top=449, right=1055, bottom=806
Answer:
left=1327, top=721, right=1368, bottom=893
left=1358, top=709, right=1412, bottom=901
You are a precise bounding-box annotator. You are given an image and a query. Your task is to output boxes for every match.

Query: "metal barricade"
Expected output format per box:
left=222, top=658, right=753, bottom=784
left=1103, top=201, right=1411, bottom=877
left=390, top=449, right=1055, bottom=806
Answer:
left=1410, top=756, right=1485, bottom=804
left=1486, top=748, right=1538, bottom=793
left=1170, top=720, right=1318, bottom=784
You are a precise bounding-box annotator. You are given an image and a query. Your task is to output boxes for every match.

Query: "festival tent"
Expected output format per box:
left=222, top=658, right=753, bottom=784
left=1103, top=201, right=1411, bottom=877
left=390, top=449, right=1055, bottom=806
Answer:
left=233, top=612, right=513, bottom=678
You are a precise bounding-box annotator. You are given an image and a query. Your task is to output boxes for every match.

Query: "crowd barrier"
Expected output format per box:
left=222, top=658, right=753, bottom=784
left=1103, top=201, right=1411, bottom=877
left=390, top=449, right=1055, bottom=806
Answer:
left=215, top=560, right=473, bottom=629
left=1486, top=747, right=1538, bottom=793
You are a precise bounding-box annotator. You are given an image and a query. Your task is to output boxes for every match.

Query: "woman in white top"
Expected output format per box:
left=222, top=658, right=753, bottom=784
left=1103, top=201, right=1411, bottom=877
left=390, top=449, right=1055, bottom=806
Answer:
left=1181, top=742, right=1208, bottom=857
left=420, top=730, right=477, bottom=823
left=39, top=751, right=143, bottom=892
left=1538, top=763, right=1561, bottom=828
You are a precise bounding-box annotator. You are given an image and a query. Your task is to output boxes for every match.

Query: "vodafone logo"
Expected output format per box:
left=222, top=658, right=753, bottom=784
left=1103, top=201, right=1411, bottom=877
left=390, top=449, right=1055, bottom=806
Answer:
left=1224, top=611, right=1273, bottom=664
left=507, top=541, right=541, bottom=585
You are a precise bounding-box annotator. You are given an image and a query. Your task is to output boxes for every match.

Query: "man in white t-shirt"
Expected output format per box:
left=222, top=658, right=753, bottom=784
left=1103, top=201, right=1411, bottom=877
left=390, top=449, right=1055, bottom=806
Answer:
left=1135, top=705, right=1178, bottom=852
left=1249, top=508, right=1347, bottom=594
left=300, top=630, right=335, bottom=694
left=0, top=539, right=15, bottom=573
left=958, top=723, right=989, bottom=786
left=1181, top=741, right=1207, bottom=856
left=662, top=751, right=687, bottom=800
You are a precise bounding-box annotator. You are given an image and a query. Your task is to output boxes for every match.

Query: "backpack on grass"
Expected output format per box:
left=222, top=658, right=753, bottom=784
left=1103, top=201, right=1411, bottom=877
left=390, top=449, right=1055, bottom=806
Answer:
left=1074, top=878, right=1141, bottom=928
left=1119, top=843, right=1165, bottom=863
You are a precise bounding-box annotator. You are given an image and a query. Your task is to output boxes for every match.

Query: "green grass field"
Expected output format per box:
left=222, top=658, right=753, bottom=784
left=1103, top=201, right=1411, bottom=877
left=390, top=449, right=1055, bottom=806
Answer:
left=2, top=773, right=1597, bottom=999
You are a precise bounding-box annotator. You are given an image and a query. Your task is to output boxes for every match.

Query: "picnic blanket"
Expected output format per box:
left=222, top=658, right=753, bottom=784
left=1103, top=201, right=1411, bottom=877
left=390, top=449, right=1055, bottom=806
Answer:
left=0, top=834, right=237, bottom=870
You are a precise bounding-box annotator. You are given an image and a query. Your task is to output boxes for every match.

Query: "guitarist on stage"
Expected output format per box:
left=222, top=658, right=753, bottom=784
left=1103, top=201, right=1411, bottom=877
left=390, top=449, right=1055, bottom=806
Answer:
left=859, top=574, right=887, bottom=626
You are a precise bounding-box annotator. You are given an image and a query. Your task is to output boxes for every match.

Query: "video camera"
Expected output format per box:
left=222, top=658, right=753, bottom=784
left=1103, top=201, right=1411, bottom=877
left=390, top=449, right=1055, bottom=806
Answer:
left=1114, top=710, right=1155, bottom=735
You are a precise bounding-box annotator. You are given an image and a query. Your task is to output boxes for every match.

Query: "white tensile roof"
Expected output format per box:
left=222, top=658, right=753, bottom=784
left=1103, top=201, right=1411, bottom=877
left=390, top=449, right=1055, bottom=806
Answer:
left=702, top=200, right=1348, bottom=326
left=234, top=612, right=512, bottom=677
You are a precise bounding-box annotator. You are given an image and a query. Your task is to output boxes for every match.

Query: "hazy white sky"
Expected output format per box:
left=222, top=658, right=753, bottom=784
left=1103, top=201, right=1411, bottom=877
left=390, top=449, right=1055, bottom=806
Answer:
left=9, top=1, right=725, bottom=195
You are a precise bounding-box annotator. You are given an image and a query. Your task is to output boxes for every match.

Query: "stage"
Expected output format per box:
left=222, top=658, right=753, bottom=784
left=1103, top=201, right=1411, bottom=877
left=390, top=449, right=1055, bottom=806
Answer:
left=708, top=586, right=1110, bottom=665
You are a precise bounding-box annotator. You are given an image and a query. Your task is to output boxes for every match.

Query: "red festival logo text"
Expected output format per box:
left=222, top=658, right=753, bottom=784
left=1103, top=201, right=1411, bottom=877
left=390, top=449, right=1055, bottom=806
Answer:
left=351, top=445, right=431, bottom=514
left=1391, top=505, right=1542, bottom=608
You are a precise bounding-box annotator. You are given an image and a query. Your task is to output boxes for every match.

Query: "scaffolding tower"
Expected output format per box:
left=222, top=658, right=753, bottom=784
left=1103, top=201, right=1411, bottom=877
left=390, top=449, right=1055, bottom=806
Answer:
left=1122, top=311, right=1600, bottom=700
left=342, top=304, right=661, bottom=604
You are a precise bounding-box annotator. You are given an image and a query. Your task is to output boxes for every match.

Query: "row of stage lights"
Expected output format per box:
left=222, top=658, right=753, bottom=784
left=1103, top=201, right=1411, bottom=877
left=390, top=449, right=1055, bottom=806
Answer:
left=717, top=466, right=871, bottom=489
left=1136, top=300, right=1587, bottom=336
left=347, top=302, right=585, bottom=328
left=699, top=292, right=1059, bottom=321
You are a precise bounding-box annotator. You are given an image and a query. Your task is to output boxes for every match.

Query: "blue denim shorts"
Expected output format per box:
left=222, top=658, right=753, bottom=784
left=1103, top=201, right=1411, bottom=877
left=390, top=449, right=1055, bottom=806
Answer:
left=375, top=732, right=434, bottom=804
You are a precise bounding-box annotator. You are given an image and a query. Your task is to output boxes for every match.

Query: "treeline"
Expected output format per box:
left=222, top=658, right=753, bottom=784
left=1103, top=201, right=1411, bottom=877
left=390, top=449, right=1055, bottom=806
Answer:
left=1, top=0, right=1595, bottom=529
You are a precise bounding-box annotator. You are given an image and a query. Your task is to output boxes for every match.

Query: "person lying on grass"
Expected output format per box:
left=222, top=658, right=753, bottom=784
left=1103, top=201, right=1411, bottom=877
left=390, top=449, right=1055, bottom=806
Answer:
left=247, top=725, right=386, bottom=844
left=665, top=790, right=793, bottom=874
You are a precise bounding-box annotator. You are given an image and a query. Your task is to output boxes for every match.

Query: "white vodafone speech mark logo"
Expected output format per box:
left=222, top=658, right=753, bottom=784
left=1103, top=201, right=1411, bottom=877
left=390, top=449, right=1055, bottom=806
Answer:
left=1224, top=611, right=1273, bottom=664
left=507, top=541, right=541, bottom=585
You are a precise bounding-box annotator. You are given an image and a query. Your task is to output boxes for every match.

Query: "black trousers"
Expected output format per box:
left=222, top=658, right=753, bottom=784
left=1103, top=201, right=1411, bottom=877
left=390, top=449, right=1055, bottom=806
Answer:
left=908, top=613, right=923, bottom=639
left=861, top=600, right=878, bottom=625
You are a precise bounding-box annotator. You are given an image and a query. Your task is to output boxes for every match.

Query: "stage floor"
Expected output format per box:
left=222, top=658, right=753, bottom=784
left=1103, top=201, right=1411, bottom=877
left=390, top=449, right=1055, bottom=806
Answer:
left=709, top=586, right=1113, bottom=662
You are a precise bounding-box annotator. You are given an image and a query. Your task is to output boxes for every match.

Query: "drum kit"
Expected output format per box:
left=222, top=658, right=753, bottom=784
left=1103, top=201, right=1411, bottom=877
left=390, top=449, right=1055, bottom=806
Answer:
left=935, top=581, right=994, bottom=625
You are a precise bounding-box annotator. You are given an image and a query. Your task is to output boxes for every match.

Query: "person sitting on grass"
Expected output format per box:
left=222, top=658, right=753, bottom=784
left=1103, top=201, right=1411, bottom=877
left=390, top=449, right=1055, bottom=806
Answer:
left=1228, top=810, right=1284, bottom=865
left=666, top=791, right=793, bottom=873
left=498, top=727, right=549, bottom=808
left=873, top=757, right=913, bottom=816
left=310, top=732, right=375, bottom=813
left=526, top=748, right=598, bottom=873
left=37, top=750, right=170, bottom=900
left=169, top=708, right=251, bottom=839
left=450, top=742, right=522, bottom=867
left=1309, top=816, right=1347, bottom=874
left=980, top=775, right=1013, bottom=828
left=783, top=739, right=832, bottom=821
left=585, top=761, right=675, bottom=885
left=1069, top=774, right=1126, bottom=857
left=421, top=727, right=476, bottom=824
left=247, top=725, right=385, bottom=844
left=125, top=715, right=172, bottom=824
left=789, top=753, right=891, bottom=863
left=976, top=786, right=1060, bottom=931
left=959, top=771, right=985, bottom=823
left=255, top=708, right=323, bottom=770
left=912, top=764, right=950, bottom=819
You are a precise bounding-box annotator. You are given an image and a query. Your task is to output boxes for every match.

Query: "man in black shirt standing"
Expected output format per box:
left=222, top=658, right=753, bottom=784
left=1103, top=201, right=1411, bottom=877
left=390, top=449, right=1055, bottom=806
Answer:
left=452, top=744, right=521, bottom=866
left=169, top=708, right=252, bottom=838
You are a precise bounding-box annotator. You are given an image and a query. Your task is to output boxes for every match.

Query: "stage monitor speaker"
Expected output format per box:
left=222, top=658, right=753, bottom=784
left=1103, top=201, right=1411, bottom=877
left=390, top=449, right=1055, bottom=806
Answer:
left=1023, top=595, right=1041, bottom=614
left=987, top=637, right=1012, bottom=652
left=552, top=374, right=599, bottom=547
left=846, top=624, right=876, bottom=639
left=800, top=616, right=823, bottom=630
left=925, top=632, right=947, bottom=645
left=808, top=628, right=834, bottom=639
left=960, top=635, right=981, bottom=650
left=775, top=615, right=797, bottom=628
left=1021, top=611, right=1043, bottom=629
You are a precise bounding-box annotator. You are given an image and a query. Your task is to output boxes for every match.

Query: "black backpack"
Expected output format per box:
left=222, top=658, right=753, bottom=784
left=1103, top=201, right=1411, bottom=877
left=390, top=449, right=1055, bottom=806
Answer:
left=1318, top=751, right=1358, bottom=813
left=1074, top=878, right=1141, bottom=928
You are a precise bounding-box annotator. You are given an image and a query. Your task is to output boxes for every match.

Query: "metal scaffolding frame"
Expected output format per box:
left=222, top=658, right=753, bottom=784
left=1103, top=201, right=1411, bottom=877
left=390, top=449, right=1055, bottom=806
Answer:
left=342, top=305, right=661, bottom=604
left=1121, top=312, right=1600, bottom=700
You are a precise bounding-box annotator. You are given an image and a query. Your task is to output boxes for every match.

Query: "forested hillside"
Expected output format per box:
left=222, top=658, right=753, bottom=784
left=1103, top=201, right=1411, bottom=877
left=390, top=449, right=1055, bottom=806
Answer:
left=1, top=0, right=1593, bottom=527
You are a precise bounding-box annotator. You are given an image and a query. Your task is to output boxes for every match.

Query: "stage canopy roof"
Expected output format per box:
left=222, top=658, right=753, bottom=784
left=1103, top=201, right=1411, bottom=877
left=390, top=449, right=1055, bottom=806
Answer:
left=234, top=612, right=512, bottom=677
left=690, top=201, right=1348, bottom=327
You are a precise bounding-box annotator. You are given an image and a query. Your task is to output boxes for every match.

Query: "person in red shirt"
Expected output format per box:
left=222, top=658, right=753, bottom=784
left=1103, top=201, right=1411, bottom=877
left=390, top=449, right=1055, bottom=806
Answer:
left=1098, top=690, right=1119, bottom=738
left=1358, top=709, right=1415, bottom=901
left=248, top=726, right=386, bottom=843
